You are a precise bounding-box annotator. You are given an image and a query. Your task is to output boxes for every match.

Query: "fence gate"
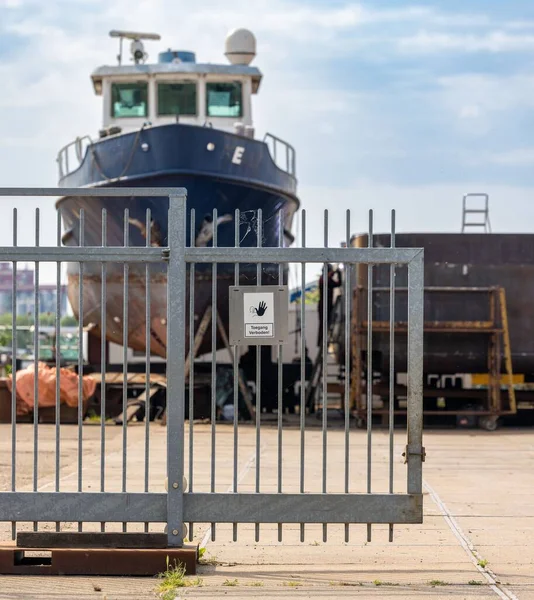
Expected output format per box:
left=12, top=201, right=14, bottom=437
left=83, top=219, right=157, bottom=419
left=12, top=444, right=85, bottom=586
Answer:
left=0, top=188, right=424, bottom=564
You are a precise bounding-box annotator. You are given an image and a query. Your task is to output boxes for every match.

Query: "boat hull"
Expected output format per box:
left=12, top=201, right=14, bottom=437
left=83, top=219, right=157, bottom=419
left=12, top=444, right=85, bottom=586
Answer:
left=58, top=129, right=298, bottom=357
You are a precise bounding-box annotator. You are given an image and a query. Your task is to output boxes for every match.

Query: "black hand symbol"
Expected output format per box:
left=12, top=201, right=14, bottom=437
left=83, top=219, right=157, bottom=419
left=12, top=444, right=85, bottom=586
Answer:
left=255, top=301, right=267, bottom=316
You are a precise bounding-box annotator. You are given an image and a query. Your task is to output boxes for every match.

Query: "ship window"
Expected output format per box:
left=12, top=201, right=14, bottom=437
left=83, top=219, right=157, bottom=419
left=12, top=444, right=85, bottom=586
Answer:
left=206, top=82, right=242, bottom=117
left=111, top=82, right=148, bottom=118
left=157, top=82, right=197, bottom=116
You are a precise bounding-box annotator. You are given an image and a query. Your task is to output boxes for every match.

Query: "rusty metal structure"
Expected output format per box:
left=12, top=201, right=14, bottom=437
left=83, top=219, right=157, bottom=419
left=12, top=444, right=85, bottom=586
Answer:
left=350, top=285, right=516, bottom=431
left=346, top=231, right=534, bottom=430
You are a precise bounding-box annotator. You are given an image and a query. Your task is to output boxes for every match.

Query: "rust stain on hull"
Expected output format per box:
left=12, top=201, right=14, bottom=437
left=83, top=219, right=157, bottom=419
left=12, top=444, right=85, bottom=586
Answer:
left=68, top=268, right=234, bottom=358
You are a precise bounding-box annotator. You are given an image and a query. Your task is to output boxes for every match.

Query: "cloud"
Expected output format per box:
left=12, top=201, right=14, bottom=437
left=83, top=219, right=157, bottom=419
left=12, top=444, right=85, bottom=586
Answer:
left=489, top=148, right=534, bottom=167
left=1, top=1, right=523, bottom=62
left=398, top=30, right=534, bottom=54
left=299, top=181, right=534, bottom=247
left=437, top=73, right=534, bottom=115
left=1, top=0, right=534, bottom=267
left=504, top=20, right=534, bottom=30
left=459, top=105, right=481, bottom=119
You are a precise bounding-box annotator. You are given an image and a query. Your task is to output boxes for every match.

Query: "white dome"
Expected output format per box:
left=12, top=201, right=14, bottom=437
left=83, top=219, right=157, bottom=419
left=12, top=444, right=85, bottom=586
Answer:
left=225, top=28, right=256, bottom=65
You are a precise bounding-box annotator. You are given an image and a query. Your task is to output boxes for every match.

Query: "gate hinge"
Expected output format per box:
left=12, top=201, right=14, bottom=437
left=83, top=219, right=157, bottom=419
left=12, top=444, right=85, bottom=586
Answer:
left=403, top=445, right=426, bottom=464
left=162, top=248, right=170, bottom=262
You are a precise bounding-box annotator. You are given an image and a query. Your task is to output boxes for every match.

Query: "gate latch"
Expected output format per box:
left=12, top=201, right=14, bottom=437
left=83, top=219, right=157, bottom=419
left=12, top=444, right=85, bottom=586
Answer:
left=403, top=445, right=426, bottom=464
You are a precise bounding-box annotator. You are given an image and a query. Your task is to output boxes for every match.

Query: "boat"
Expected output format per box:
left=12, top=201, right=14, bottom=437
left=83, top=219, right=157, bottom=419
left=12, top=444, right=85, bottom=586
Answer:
left=56, top=28, right=299, bottom=358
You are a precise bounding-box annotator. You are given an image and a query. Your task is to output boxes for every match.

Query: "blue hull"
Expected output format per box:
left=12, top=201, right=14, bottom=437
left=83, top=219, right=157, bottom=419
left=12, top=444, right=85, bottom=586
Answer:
left=58, top=124, right=299, bottom=357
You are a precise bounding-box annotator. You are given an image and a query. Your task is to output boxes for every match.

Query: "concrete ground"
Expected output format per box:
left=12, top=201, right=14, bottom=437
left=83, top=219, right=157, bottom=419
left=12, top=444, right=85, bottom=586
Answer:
left=0, top=420, right=533, bottom=599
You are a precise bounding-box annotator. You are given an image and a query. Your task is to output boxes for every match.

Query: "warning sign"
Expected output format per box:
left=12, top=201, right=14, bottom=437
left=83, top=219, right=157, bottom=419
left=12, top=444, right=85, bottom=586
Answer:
left=244, top=292, right=274, bottom=338
left=229, top=286, right=289, bottom=346
left=245, top=323, right=273, bottom=337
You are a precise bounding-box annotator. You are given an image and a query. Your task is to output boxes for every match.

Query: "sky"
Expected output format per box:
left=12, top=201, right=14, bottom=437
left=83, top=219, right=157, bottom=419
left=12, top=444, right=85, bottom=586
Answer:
left=1, top=0, right=534, bottom=276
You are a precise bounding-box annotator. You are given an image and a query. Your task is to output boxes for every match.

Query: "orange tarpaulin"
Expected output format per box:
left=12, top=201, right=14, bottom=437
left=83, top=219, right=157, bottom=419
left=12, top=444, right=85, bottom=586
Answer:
left=6, top=362, right=96, bottom=416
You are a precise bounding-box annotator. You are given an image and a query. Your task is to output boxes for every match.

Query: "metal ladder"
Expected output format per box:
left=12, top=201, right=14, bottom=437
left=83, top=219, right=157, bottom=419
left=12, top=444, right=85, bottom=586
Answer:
left=306, top=295, right=345, bottom=412
left=461, top=193, right=491, bottom=233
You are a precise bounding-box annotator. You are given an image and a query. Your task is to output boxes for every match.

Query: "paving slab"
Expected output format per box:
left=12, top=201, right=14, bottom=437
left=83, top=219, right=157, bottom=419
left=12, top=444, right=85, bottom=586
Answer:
left=0, top=423, right=533, bottom=599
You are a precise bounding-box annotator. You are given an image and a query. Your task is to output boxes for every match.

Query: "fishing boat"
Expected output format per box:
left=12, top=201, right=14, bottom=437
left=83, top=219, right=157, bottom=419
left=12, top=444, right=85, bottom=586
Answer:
left=56, top=28, right=299, bottom=357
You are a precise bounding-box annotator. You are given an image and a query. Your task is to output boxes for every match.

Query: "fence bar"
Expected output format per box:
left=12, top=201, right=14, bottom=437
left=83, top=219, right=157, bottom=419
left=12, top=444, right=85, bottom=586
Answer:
left=322, top=210, right=328, bottom=543
left=188, top=209, right=196, bottom=540
left=210, top=208, right=218, bottom=541
left=32, top=209, right=40, bottom=533
left=344, top=210, right=351, bottom=543
left=233, top=209, right=240, bottom=542
left=144, top=208, right=152, bottom=533
left=183, top=493, right=422, bottom=524
left=0, top=246, right=420, bottom=264
left=389, top=210, right=396, bottom=542
left=367, top=209, right=373, bottom=543
left=184, top=247, right=420, bottom=264
left=121, top=209, right=129, bottom=533
left=166, top=193, right=187, bottom=547
left=0, top=187, right=187, bottom=197
left=299, top=209, right=306, bottom=543
left=100, top=209, right=107, bottom=533
left=55, top=209, right=62, bottom=533
left=255, top=208, right=263, bottom=543
left=277, top=210, right=284, bottom=542
left=10, top=209, right=17, bottom=540
left=0, top=247, right=164, bottom=262
left=0, top=492, right=422, bottom=524
left=407, top=251, right=424, bottom=495
left=77, top=209, right=85, bottom=533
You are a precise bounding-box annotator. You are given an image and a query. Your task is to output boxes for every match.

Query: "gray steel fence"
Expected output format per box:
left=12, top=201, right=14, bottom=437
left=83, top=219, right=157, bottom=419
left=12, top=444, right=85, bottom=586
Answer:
left=0, top=188, right=424, bottom=549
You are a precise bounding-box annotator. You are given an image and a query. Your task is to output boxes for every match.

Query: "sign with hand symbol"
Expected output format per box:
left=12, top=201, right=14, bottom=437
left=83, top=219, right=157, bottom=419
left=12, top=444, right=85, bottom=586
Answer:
left=229, top=285, right=289, bottom=345
left=244, top=292, right=274, bottom=337
left=252, top=301, right=268, bottom=317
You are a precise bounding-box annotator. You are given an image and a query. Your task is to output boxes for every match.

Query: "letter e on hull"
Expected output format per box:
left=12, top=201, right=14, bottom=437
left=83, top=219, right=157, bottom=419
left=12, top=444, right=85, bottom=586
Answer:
left=232, top=146, right=245, bottom=164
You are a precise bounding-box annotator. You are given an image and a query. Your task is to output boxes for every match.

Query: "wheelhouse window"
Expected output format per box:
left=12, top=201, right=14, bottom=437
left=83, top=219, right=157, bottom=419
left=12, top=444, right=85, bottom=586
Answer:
left=206, top=82, right=242, bottom=117
left=158, top=82, right=197, bottom=116
left=111, top=82, right=148, bottom=118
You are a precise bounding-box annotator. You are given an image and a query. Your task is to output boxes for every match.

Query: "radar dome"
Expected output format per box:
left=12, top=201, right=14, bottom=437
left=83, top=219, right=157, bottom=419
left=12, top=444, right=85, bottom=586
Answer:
left=225, top=29, right=256, bottom=65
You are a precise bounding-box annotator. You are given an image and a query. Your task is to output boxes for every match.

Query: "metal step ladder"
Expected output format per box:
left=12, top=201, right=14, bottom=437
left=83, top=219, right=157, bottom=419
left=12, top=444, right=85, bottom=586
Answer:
left=306, top=295, right=345, bottom=413
left=461, top=193, right=491, bottom=233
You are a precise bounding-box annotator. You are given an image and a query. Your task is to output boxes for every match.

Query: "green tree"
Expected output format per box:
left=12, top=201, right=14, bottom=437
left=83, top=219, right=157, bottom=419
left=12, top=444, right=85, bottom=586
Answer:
left=39, top=313, right=56, bottom=326
left=0, top=330, right=11, bottom=347
left=61, top=315, right=78, bottom=326
left=16, top=314, right=33, bottom=326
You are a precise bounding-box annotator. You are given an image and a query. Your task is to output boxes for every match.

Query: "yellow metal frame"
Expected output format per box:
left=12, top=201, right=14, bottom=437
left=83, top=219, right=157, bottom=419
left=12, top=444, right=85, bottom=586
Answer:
left=350, top=285, right=517, bottom=418
left=498, top=288, right=516, bottom=414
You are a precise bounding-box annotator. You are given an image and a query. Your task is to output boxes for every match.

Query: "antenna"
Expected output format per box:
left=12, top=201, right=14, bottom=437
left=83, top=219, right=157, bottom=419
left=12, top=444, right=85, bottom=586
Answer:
left=109, top=30, right=161, bottom=65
